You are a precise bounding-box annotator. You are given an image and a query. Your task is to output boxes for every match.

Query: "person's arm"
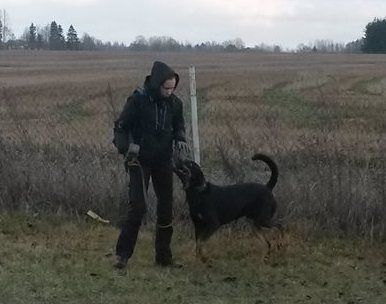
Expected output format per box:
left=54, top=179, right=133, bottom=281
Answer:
left=173, top=97, right=191, bottom=160
left=113, top=95, right=138, bottom=155
left=173, top=98, right=186, bottom=142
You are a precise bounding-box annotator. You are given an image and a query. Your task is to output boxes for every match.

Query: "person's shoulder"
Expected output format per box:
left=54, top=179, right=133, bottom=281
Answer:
left=132, top=87, right=147, bottom=97
left=127, top=87, right=148, bottom=103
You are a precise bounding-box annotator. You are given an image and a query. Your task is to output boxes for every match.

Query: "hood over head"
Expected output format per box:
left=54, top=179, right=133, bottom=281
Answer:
left=144, top=61, right=179, bottom=98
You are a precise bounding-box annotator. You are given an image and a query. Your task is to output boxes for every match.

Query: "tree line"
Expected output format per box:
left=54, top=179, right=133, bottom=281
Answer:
left=0, top=9, right=386, bottom=53
left=0, top=20, right=124, bottom=51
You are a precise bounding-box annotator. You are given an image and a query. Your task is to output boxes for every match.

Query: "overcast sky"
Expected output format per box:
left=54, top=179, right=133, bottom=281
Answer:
left=2, top=0, right=385, bottom=48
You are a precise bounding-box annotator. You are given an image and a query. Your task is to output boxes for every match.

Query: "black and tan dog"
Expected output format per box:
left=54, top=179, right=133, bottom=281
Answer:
left=174, top=154, right=281, bottom=261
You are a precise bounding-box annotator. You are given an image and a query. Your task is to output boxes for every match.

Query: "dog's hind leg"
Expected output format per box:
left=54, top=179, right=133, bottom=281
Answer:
left=252, top=229, right=271, bottom=261
left=269, top=224, right=286, bottom=251
left=252, top=219, right=273, bottom=260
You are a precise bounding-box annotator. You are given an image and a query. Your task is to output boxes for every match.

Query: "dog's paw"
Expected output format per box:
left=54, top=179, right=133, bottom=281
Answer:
left=197, top=254, right=207, bottom=263
left=195, top=253, right=210, bottom=264
left=200, top=255, right=209, bottom=263
left=197, top=255, right=213, bottom=267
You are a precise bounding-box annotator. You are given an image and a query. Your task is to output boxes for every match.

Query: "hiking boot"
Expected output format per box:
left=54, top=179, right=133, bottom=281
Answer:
left=113, top=255, right=128, bottom=270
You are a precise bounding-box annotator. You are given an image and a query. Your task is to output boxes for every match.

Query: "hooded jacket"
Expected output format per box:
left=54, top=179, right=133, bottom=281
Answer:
left=113, top=61, right=186, bottom=165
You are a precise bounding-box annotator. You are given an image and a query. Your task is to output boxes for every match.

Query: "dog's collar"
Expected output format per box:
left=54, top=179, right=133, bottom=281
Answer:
left=193, top=182, right=208, bottom=193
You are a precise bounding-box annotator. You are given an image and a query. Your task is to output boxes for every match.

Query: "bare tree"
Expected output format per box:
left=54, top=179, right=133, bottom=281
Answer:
left=0, top=19, right=2, bottom=45
left=129, top=35, right=148, bottom=51
left=1, top=9, right=13, bottom=43
left=37, top=24, right=50, bottom=49
left=222, top=38, right=245, bottom=50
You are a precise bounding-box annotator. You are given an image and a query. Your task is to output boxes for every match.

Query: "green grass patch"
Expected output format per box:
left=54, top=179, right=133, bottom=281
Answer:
left=194, top=82, right=230, bottom=120
left=1, top=214, right=385, bottom=304
left=350, top=77, right=384, bottom=96
left=261, top=78, right=386, bottom=132
left=261, top=87, right=339, bottom=129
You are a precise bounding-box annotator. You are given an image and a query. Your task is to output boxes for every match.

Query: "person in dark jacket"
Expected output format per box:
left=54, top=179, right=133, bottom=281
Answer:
left=113, top=61, right=189, bottom=269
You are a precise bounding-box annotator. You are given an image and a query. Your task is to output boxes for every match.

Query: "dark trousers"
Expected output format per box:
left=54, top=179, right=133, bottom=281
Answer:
left=115, top=161, right=174, bottom=262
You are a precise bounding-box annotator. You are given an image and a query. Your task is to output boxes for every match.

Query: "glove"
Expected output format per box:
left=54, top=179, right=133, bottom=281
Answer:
left=175, top=141, right=191, bottom=161
left=124, top=143, right=140, bottom=171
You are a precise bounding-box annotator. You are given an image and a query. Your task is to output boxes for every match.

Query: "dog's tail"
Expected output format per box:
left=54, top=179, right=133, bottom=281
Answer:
left=252, top=154, right=278, bottom=190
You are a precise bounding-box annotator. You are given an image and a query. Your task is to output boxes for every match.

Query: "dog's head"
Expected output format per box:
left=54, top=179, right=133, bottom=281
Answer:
left=173, top=160, right=205, bottom=190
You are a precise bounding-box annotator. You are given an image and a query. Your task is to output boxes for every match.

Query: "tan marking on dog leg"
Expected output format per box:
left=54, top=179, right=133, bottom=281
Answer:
left=253, top=230, right=271, bottom=262
left=265, top=226, right=287, bottom=252
left=196, top=239, right=209, bottom=263
left=196, top=239, right=202, bottom=259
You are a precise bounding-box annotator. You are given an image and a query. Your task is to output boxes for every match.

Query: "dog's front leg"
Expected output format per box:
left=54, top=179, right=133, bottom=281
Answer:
left=194, top=224, right=207, bottom=262
left=194, top=221, right=218, bottom=263
left=195, top=238, right=204, bottom=261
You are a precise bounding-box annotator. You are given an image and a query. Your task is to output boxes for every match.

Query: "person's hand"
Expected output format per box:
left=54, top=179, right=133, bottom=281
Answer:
left=124, top=143, right=140, bottom=171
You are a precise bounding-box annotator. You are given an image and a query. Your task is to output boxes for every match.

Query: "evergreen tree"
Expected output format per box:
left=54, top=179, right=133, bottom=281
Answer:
left=49, top=21, right=59, bottom=49
left=49, top=21, right=65, bottom=50
left=362, top=18, right=386, bottom=53
left=66, top=25, right=79, bottom=50
left=57, top=25, right=65, bottom=49
left=36, top=33, right=44, bottom=49
left=28, top=23, right=37, bottom=49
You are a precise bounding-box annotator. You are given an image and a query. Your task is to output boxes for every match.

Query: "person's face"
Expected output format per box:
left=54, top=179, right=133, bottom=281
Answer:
left=160, top=78, right=176, bottom=98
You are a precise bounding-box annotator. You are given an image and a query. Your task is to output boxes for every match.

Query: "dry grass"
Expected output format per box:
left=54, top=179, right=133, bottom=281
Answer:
left=0, top=50, right=385, bottom=240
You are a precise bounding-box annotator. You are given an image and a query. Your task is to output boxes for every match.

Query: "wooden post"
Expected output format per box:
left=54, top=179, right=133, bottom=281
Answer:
left=189, top=66, right=200, bottom=165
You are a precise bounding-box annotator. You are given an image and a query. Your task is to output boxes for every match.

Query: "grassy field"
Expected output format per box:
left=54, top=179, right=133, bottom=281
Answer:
left=0, top=50, right=385, bottom=302
left=1, top=50, right=385, bottom=238
left=1, top=214, right=385, bottom=304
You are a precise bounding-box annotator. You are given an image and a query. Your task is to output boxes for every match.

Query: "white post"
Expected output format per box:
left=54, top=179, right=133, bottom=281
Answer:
left=189, top=66, right=200, bottom=165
